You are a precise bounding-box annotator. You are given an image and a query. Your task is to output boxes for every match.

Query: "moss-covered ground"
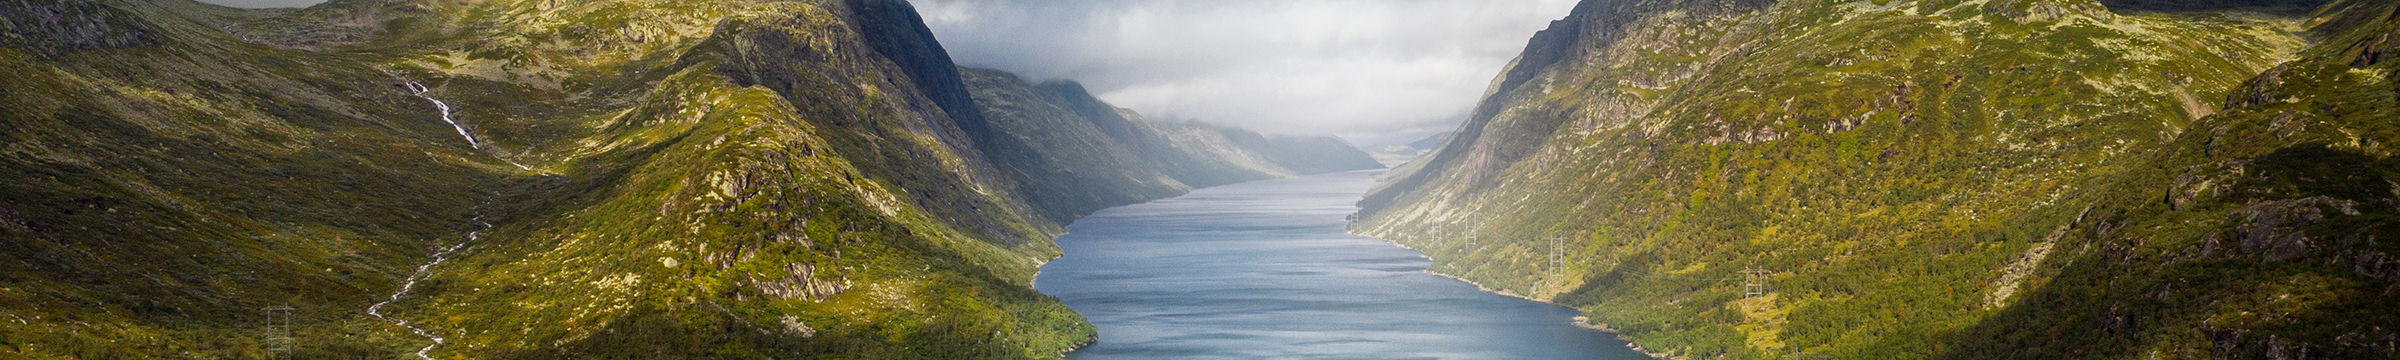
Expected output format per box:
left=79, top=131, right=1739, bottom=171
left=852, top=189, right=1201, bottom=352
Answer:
left=1356, top=0, right=2398, bottom=358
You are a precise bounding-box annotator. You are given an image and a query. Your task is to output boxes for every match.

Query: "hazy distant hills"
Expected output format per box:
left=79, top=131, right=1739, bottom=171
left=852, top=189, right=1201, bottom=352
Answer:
left=0, top=0, right=1371, bottom=358
left=1367, top=132, right=1449, bottom=167
left=963, top=67, right=1380, bottom=222
left=1354, top=0, right=2398, bottom=358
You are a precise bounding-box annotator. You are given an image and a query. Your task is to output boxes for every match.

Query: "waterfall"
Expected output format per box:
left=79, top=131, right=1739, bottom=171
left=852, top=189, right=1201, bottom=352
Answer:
left=401, top=80, right=532, bottom=171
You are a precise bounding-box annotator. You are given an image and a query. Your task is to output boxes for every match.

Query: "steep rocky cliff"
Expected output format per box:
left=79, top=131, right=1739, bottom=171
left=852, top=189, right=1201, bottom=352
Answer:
left=1355, top=0, right=2395, bottom=358
left=0, top=0, right=1373, bottom=358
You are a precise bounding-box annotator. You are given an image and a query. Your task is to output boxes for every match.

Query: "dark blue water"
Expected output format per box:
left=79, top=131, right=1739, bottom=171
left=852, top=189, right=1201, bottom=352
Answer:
left=1035, top=171, right=1649, bottom=359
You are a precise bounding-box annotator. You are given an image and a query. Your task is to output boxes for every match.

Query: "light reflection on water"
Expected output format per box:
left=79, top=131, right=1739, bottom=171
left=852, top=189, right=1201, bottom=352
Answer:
left=1036, top=170, right=1648, bottom=359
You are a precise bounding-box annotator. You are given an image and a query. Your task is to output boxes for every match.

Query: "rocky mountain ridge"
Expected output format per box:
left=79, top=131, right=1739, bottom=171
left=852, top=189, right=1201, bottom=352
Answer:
left=0, top=0, right=1376, bottom=358
left=1354, top=0, right=2395, bottom=358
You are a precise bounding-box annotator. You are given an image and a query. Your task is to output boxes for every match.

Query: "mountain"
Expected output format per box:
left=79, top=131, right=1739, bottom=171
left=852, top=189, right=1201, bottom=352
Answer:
left=1405, top=132, right=1448, bottom=151
left=1368, top=131, right=1450, bottom=167
left=0, top=0, right=1373, bottom=358
left=960, top=67, right=1381, bottom=222
left=1353, top=0, right=2396, bottom=358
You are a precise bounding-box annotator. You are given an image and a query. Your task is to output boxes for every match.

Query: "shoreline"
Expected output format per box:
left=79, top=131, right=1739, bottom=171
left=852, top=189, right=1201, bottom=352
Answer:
left=1031, top=232, right=1091, bottom=359
left=1350, top=230, right=1677, bottom=360
left=1354, top=231, right=1552, bottom=304
left=1032, top=172, right=1388, bottom=359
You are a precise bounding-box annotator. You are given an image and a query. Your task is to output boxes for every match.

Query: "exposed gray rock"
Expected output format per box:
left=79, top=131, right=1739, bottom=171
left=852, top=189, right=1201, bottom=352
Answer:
left=0, top=0, right=158, bottom=56
left=2218, top=196, right=2358, bottom=261
left=751, top=262, right=848, bottom=301
left=2355, top=32, right=2392, bottom=68
left=779, top=315, right=816, bottom=338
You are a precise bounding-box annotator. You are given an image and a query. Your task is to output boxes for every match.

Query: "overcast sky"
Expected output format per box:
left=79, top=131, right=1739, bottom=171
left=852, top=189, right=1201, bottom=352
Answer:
left=915, top=0, right=1579, bottom=145
left=195, top=0, right=1581, bottom=144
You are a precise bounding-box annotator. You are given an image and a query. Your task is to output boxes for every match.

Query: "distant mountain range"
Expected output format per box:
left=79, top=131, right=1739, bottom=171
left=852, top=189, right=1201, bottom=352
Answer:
left=1354, top=0, right=2397, bottom=358
left=0, top=0, right=1375, bottom=358
left=1367, top=131, right=1450, bottom=167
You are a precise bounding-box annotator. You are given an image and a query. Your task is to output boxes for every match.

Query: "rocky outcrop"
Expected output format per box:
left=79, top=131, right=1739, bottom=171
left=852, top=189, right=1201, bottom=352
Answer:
left=225, top=0, right=399, bottom=51
left=0, top=0, right=156, bottom=56
left=2204, top=326, right=2397, bottom=360
left=2098, top=0, right=2328, bottom=13
left=751, top=262, right=849, bottom=301
left=2353, top=32, right=2393, bottom=68
left=1988, top=0, right=2103, bottom=23
left=2210, top=196, right=2357, bottom=261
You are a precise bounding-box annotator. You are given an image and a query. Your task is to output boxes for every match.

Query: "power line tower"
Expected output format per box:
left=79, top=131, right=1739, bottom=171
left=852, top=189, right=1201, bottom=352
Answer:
left=262, top=305, right=295, bottom=357
left=1740, top=268, right=1774, bottom=299
left=1463, top=215, right=1478, bottom=247
left=1549, top=236, right=1564, bottom=280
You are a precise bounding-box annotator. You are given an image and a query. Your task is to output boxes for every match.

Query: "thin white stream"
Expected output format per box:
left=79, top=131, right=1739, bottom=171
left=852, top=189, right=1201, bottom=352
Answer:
left=403, top=80, right=532, bottom=171
left=372, top=79, right=535, bottom=359
left=366, top=217, right=486, bottom=360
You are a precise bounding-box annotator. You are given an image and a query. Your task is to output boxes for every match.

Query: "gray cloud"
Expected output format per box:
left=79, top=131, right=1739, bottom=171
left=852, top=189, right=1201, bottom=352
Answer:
left=914, top=0, right=1578, bottom=145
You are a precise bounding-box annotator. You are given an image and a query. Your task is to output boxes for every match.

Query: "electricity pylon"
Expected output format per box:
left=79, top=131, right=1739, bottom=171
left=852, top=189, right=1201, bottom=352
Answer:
left=1740, top=268, right=1774, bottom=298
left=263, top=305, right=295, bottom=356
left=1549, top=236, right=1564, bottom=280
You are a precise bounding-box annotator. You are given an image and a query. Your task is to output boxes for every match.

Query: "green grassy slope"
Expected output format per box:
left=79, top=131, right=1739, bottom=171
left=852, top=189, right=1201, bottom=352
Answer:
left=0, top=0, right=1375, bottom=358
left=382, top=2, right=1093, bottom=356
left=1354, top=0, right=2394, bottom=358
left=1, top=0, right=508, bottom=357
left=1944, top=0, right=2400, bottom=357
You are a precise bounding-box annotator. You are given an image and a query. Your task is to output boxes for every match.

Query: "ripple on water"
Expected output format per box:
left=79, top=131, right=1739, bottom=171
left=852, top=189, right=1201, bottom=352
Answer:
left=1035, top=171, right=1651, bottom=359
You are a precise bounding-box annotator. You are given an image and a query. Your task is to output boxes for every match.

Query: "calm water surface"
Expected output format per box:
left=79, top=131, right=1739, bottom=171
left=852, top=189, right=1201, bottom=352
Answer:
left=1035, top=171, right=1649, bottom=359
